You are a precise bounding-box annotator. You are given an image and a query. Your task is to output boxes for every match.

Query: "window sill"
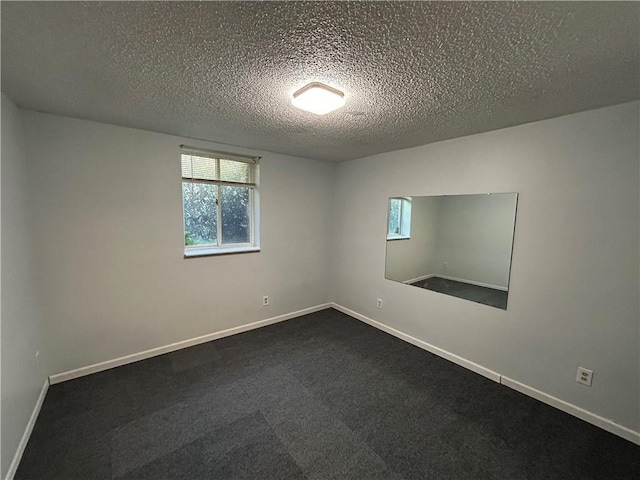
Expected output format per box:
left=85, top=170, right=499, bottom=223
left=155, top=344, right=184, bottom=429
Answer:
left=387, top=236, right=411, bottom=241
left=184, top=246, right=261, bottom=258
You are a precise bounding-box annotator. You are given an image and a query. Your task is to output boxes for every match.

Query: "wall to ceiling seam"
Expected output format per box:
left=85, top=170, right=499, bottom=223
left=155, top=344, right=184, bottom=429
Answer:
left=19, top=109, right=336, bottom=378
left=331, top=100, right=640, bottom=433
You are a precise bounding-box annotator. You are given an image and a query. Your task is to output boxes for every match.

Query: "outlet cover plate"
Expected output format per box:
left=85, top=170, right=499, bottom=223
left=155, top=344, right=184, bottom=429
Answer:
left=576, top=367, right=593, bottom=387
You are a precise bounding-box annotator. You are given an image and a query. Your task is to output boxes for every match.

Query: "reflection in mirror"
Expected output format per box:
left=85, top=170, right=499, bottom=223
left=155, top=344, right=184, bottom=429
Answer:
left=387, top=197, right=412, bottom=239
left=385, top=193, right=518, bottom=309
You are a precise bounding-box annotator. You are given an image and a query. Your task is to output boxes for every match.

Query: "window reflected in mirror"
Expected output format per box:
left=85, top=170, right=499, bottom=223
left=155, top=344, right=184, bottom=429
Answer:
left=385, top=193, right=518, bottom=309
left=387, top=197, right=412, bottom=239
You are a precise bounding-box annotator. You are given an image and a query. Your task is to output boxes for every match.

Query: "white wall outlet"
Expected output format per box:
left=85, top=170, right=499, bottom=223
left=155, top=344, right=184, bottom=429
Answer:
left=576, top=367, right=593, bottom=387
left=35, top=351, right=40, bottom=370
left=376, top=298, right=383, bottom=309
left=262, top=295, right=269, bottom=306
left=443, top=261, right=447, bottom=270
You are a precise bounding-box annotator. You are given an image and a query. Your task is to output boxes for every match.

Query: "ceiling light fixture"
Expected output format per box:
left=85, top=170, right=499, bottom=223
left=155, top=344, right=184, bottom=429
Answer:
left=292, top=82, right=346, bottom=115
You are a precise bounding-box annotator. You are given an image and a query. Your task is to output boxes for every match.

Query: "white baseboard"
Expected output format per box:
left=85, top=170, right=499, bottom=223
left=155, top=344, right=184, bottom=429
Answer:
left=49, top=303, right=332, bottom=384
left=402, top=273, right=436, bottom=284
left=500, top=376, right=640, bottom=445
left=331, top=302, right=501, bottom=382
left=5, top=379, right=49, bottom=480
left=435, top=274, right=508, bottom=291
left=31, top=302, right=640, bottom=449
left=331, top=302, right=640, bottom=446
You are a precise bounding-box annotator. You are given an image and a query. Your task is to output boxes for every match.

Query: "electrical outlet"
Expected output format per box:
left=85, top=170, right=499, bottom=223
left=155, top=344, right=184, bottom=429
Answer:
left=35, top=351, right=40, bottom=370
left=262, top=295, right=269, bottom=306
left=376, top=298, right=383, bottom=309
left=576, top=367, right=593, bottom=387
left=443, top=261, right=447, bottom=270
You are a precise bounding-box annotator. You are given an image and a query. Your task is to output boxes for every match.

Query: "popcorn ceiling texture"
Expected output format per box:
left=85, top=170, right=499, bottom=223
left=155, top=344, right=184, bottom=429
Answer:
left=1, top=1, right=638, bottom=162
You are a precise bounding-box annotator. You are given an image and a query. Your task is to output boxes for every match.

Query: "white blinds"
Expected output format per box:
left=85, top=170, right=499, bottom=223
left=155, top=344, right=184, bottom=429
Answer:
left=181, top=148, right=257, bottom=186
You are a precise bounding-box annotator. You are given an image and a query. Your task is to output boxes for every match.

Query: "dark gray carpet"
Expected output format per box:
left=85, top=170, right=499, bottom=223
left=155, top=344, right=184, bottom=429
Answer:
left=16, top=308, right=639, bottom=479
left=411, top=276, right=509, bottom=309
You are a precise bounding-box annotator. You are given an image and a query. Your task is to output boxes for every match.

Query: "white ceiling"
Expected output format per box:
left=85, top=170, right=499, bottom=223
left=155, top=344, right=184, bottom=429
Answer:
left=2, top=1, right=638, bottom=162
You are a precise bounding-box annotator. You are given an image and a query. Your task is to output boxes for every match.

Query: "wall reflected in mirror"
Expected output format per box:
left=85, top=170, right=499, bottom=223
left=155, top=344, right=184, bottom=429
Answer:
left=385, top=193, right=518, bottom=309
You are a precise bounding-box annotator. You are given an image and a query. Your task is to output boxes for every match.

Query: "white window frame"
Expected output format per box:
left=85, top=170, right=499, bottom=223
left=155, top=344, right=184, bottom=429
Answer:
left=181, top=145, right=260, bottom=257
left=387, top=197, right=412, bottom=240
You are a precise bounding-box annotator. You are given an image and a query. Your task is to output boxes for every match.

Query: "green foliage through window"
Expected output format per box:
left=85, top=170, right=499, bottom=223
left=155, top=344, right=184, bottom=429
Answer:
left=387, top=197, right=412, bottom=238
left=181, top=151, right=256, bottom=249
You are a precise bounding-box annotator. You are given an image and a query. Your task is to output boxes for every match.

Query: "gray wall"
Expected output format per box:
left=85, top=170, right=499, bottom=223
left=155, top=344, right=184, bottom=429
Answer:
left=432, top=193, right=517, bottom=289
left=22, top=110, right=335, bottom=376
left=332, top=101, right=640, bottom=432
left=1, top=95, right=49, bottom=478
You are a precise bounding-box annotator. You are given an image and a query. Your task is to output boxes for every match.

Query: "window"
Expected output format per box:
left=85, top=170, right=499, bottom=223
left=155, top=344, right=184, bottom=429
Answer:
left=387, top=197, right=412, bottom=240
left=181, top=146, right=259, bottom=257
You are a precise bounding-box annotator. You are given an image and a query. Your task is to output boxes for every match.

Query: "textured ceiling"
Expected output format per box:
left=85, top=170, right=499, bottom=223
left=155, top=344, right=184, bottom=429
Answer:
left=2, top=1, right=638, bottom=162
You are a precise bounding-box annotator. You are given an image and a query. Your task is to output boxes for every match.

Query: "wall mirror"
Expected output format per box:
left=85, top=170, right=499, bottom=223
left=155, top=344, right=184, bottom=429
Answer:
left=385, top=193, right=518, bottom=309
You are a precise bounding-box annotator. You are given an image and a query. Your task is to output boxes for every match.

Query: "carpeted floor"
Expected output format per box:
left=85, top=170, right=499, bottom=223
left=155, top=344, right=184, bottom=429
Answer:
left=411, top=276, right=509, bottom=309
left=16, top=308, right=639, bottom=479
